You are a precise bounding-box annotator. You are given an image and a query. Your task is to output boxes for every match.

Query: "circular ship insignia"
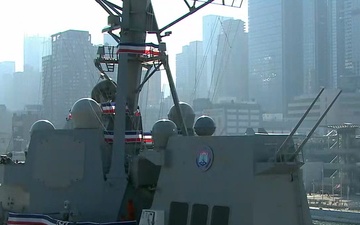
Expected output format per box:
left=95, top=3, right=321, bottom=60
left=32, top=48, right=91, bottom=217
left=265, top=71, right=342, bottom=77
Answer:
left=196, top=146, right=213, bottom=171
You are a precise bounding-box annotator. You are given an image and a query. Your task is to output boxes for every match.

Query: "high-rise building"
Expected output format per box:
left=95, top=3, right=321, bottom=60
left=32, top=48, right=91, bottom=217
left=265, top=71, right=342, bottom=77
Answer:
left=100, top=33, right=118, bottom=81
left=0, top=104, right=12, bottom=153
left=1, top=61, right=42, bottom=110
left=248, top=0, right=303, bottom=114
left=8, top=71, right=42, bottom=111
left=203, top=101, right=262, bottom=135
left=24, top=35, right=48, bottom=72
left=176, top=41, right=207, bottom=105
left=0, top=61, right=15, bottom=74
left=139, top=70, right=162, bottom=107
left=211, top=18, right=248, bottom=103
left=334, top=0, right=360, bottom=92
left=103, top=33, right=118, bottom=46
left=303, top=0, right=332, bottom=94
left=202, top=15, right=232, bottom=91
left=42, top=30, right=98, bottom=127
left=0, top=105, right=11, bottom=132
left=138, top=69, right=162, bottom=130
left=285, top=0, right=360, bottom=127
left=12, top=105, right=43, bottom=152
left=300, top=1, right=360, bottom=93
left=0, top=61, right=15, bottom=106
left=344, top=1, right=360, bottom=78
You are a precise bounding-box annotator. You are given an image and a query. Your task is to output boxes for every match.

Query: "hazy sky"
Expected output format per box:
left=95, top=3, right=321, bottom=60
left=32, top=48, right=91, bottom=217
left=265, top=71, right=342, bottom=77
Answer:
left=0, top=0, right=248, bottom=72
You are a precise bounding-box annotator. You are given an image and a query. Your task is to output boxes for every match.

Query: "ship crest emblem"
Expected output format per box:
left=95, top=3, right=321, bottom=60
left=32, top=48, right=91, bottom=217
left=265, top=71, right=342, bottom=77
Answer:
left=196, top=146, right=213, bottom=171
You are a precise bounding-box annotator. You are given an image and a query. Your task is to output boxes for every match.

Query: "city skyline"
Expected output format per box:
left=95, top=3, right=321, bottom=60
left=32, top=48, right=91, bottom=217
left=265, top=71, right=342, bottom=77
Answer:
left=2, top=0, right=358, bottom=115
left=0, top=0, right=248, bottom=72
left=2, top=0, right=360, bottom=148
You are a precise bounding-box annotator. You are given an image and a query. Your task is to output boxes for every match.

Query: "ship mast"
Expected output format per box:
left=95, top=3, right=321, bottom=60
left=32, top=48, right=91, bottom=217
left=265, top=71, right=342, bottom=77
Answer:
left=95, top=0, right=243, bottom=188
left=97, top=0, right=155, bottom=186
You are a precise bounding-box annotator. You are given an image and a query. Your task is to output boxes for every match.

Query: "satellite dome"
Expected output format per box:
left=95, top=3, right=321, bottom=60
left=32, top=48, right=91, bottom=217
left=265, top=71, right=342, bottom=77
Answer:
left=71, top=98, right=103, bottom=129
left=30, top=120, right=55, bottom=135
left=91, top=79, right=117, bottom=103
left=168, top=102, right=195, bottom=133
left=194, top=115, right=216, bottom=136
left=152, top=119, right=178, bottom=148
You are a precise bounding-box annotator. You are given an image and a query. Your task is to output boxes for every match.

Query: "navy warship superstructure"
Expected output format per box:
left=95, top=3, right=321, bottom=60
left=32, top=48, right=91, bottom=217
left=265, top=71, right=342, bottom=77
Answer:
left=0, top=1, right=342, bottom=225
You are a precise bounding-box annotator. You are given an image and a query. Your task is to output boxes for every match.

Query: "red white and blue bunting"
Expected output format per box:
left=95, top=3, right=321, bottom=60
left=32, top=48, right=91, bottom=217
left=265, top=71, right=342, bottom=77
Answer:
left=101, top=102, right=116, bottom=114
left=7, top=212, right=136, bottom=225
left=116, top=43, right=160, bottom=56
left=104, top=131, right=153, bottom=145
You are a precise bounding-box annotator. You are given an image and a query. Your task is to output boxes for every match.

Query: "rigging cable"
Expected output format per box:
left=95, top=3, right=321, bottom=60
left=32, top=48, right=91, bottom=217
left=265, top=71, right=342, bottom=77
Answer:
left=210, top=18, right=242, bottom=102
left=191, top=16, right=221, bottom=102
left=207, top=16, right=228, bottom=99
